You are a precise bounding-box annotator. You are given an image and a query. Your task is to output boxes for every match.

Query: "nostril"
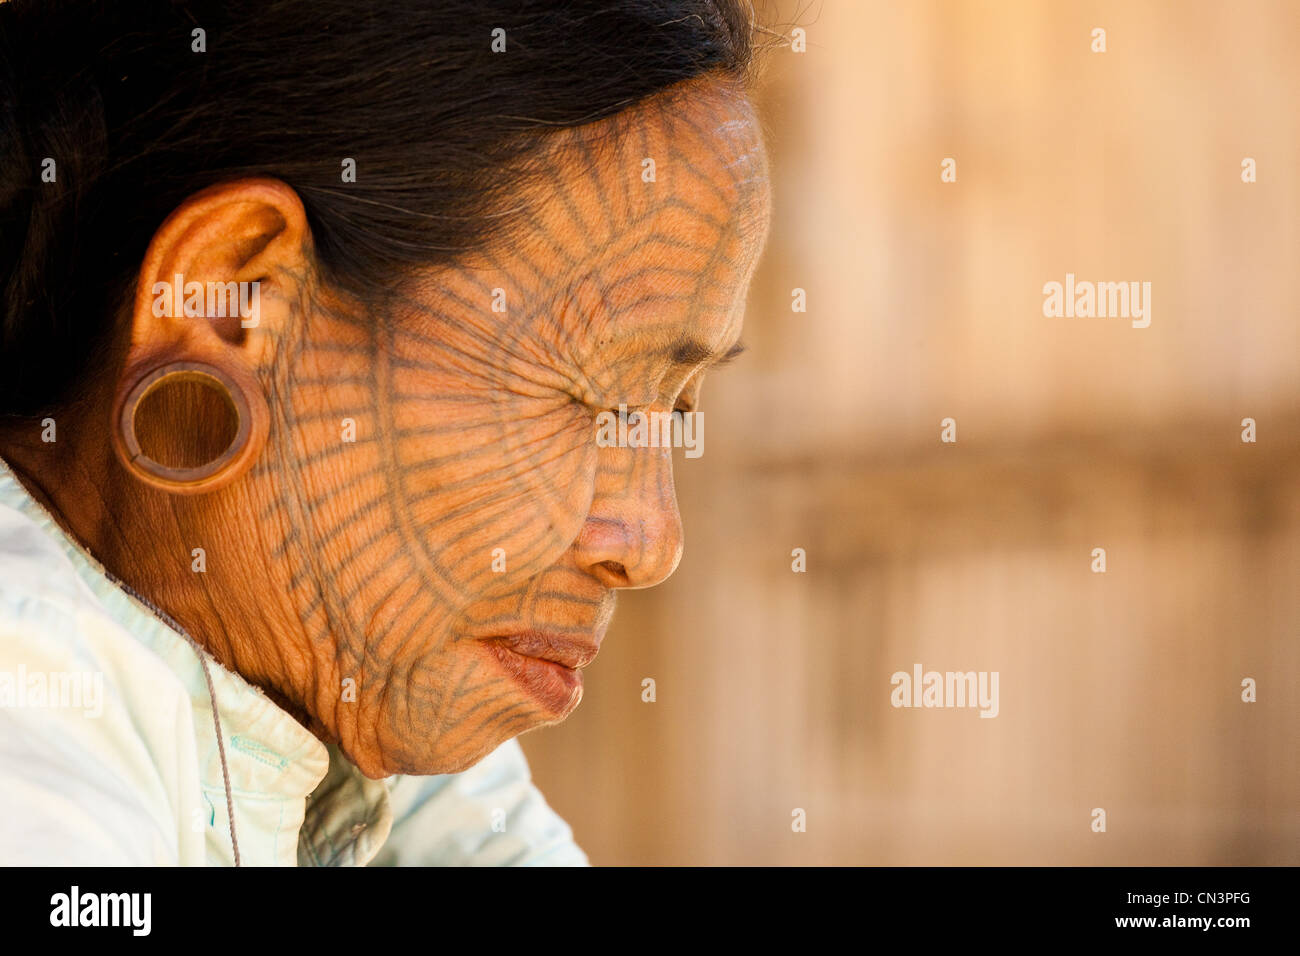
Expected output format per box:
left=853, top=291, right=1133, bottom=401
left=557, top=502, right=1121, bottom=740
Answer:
left=597, top=560, right=629, bottom=586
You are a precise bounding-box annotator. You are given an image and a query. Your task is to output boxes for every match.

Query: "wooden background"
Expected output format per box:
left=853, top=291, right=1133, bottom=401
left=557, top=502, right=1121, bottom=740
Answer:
left=521, top=0, right=1300, bottom=864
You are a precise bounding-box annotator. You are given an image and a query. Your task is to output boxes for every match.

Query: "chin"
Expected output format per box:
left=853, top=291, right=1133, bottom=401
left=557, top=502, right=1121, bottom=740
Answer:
left=370, top=719, right=540, bottom=777
left=356, top=675, right=585, bottom=776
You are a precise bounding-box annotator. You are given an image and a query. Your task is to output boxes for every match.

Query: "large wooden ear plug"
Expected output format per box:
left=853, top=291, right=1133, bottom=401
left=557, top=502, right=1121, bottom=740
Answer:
left=113, top=361, right=267, bottom=495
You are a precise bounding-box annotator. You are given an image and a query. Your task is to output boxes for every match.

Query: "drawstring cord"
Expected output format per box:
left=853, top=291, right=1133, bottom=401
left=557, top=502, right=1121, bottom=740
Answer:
left=189, top=637, right=243, bottom=866
left=120, top=585, right=243, bottom=867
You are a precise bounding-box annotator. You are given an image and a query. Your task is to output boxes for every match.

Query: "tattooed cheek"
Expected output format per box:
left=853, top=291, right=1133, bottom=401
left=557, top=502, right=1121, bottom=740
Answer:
left=479, top=405, right=597, bottom=537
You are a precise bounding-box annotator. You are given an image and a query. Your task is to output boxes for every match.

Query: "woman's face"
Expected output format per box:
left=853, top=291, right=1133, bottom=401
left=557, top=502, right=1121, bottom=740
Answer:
left=261, top=80, right=769, bottom=776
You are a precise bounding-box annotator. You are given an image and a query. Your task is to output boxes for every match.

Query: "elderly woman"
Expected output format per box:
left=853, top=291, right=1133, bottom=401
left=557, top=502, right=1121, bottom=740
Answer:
left=0, top=0, right=769, bottom=865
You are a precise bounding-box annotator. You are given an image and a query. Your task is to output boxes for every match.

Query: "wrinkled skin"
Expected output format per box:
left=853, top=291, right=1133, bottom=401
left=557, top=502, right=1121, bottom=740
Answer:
left=1, top=76, right=771, bottom=777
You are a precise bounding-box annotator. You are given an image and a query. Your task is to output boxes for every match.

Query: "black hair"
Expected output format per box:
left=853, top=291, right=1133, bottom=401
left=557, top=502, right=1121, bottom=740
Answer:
left=0, top=0, right=757, bottom=416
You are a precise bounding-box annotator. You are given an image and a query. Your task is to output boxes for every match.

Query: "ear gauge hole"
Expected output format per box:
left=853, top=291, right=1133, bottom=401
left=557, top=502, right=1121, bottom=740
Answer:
left=115, top=361, right=261, bottom=494
left=133, top=371, right=240, bottom=470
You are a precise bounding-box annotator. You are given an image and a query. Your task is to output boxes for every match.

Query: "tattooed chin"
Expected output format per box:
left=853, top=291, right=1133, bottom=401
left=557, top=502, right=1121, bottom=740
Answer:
left=367, top=603, right=615, bottom=777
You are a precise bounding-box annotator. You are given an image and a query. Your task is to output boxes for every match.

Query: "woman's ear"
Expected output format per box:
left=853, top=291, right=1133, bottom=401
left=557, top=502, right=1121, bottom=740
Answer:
left=112, top=178, right=312, bottom=494
left=129, top=176, right=311, bottom=357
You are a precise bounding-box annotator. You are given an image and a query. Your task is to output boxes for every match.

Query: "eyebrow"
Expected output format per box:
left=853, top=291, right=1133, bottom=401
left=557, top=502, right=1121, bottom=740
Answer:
left=666, top=338, right=747, bottom=369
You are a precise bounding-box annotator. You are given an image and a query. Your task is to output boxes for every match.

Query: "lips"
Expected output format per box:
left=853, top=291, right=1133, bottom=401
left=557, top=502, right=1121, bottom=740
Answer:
left=482, top=631, right=600, bottom=669
left=482, top=634, right=590, bottom=715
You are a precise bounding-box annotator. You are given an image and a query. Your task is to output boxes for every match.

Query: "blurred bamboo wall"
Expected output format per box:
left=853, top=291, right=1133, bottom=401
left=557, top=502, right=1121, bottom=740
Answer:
left=521, top=0, right=1300, bottom=864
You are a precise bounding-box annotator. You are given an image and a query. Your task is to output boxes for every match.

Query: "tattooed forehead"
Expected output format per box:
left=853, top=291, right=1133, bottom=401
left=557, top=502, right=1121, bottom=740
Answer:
left=408, top=77, right=770, bottom=385
left=540, top=76, right=772, bottom=267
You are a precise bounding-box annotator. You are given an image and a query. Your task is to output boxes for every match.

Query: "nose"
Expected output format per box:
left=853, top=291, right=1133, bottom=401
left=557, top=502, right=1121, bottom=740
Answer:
left=573, top=444, right=683, bottom=589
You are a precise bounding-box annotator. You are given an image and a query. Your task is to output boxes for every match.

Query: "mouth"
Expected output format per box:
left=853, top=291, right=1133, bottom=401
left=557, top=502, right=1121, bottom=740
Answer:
left=480, top=632, right=600, bottom=715
left=486, top=631, right=600, bottom=668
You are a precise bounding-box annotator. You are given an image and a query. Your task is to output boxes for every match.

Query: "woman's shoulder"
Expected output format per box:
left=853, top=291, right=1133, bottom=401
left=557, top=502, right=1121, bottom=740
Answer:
left=0, top=497, right=182, bottom=687
left=0, top=492, right=100, bottom=612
